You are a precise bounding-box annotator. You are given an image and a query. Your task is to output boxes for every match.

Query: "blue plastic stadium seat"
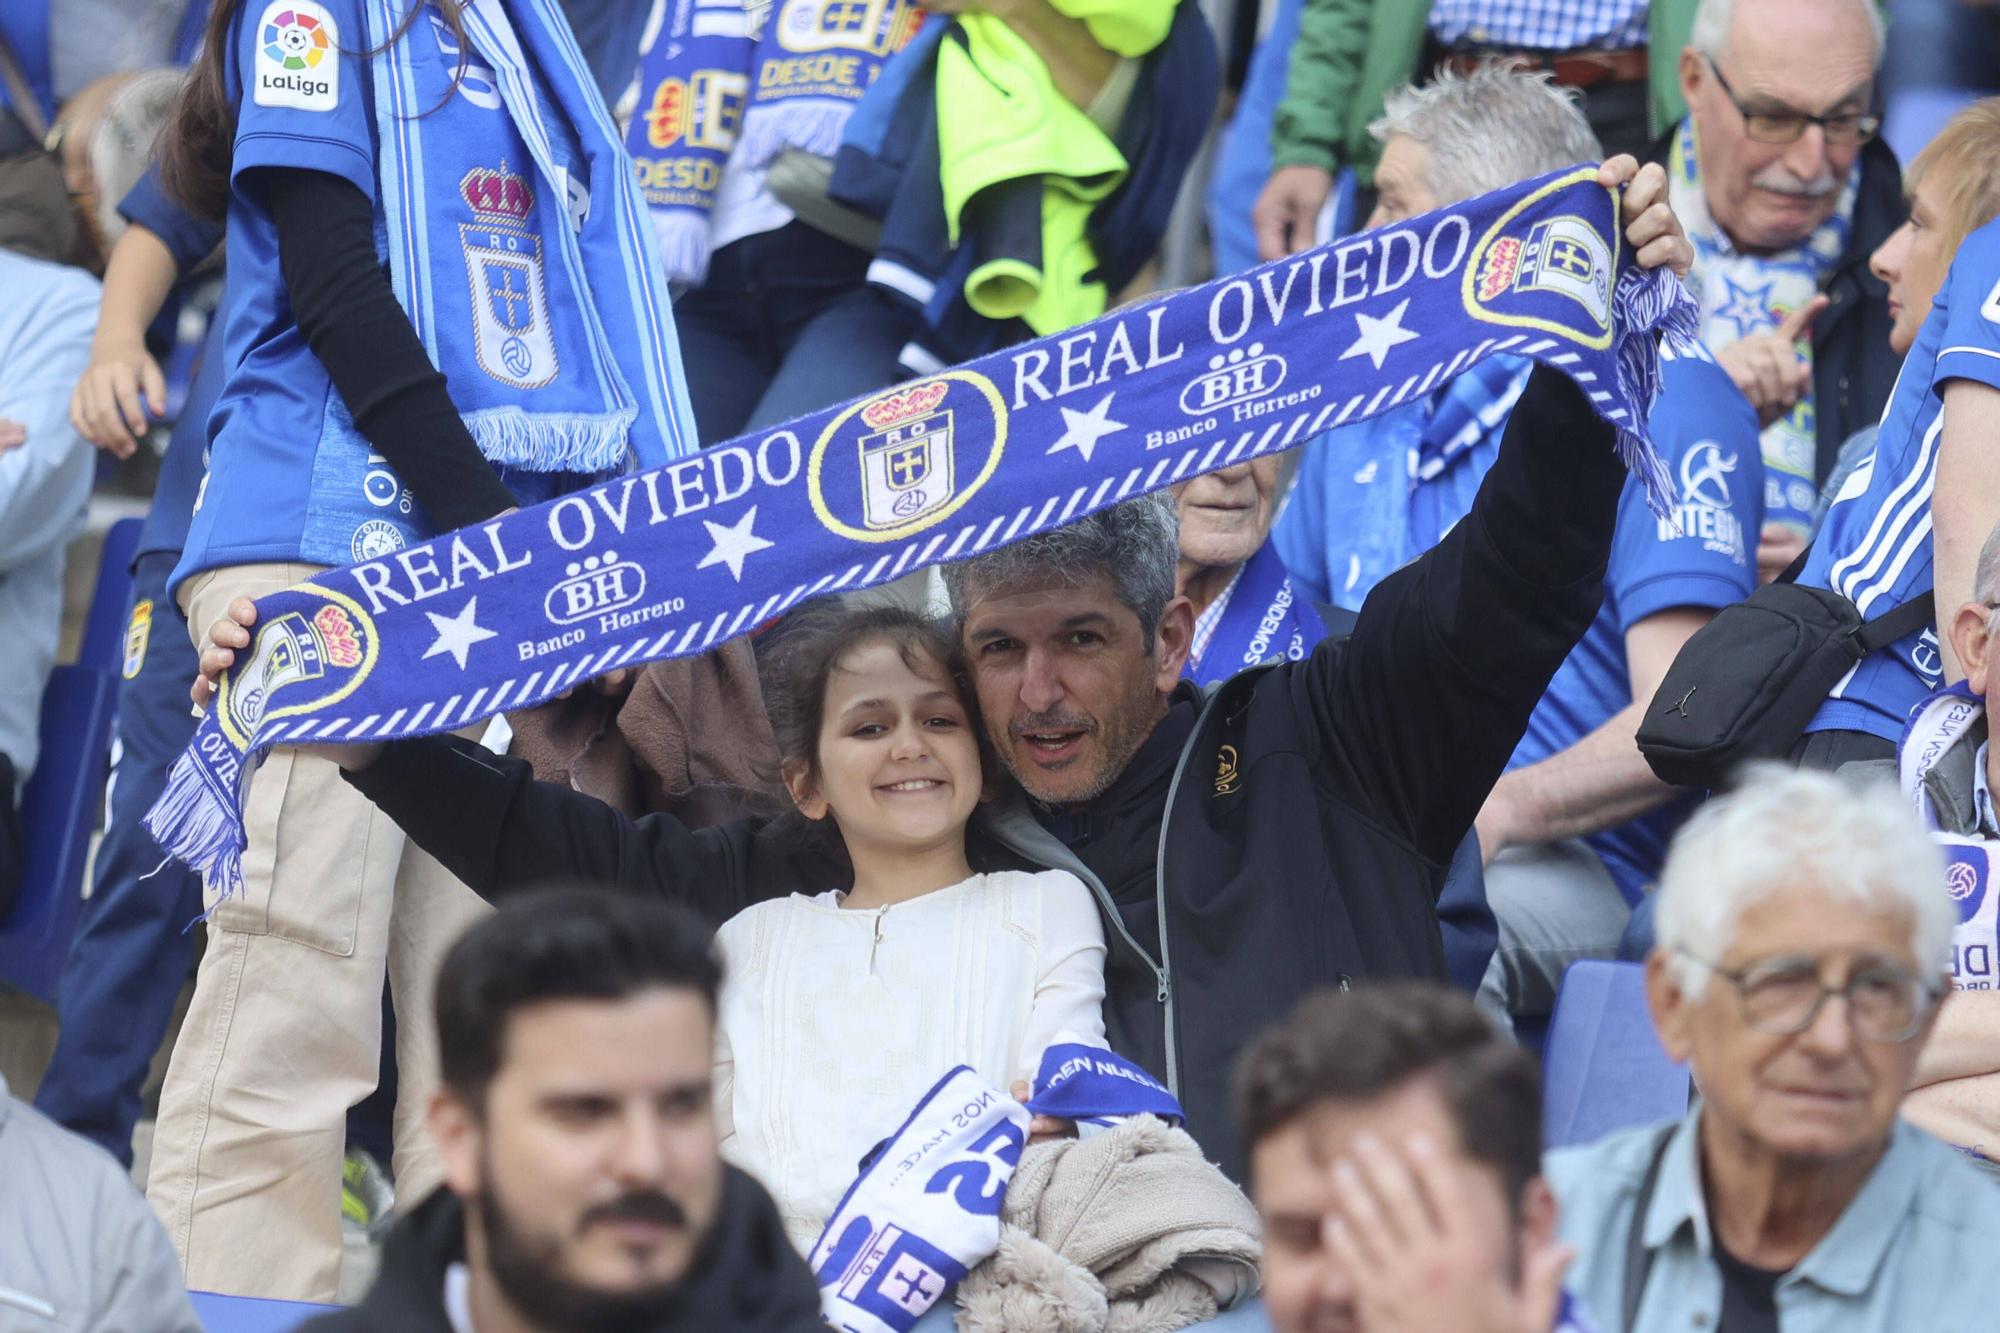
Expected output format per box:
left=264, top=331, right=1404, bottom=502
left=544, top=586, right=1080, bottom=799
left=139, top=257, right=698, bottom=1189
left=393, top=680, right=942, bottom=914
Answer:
left=0, top=518, right=143, bottom=1001
left=1541, top=960, right=1690, bottom=1149
left=79, top=517, right=143, bottom=677
left=0, top=665, right=117, bottom=1003
left=189, top=1290, right=338, bottom=1331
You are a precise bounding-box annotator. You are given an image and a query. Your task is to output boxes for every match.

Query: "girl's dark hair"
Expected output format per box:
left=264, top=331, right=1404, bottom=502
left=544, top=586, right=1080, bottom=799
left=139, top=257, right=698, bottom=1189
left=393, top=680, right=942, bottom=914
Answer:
left=161, top=0, right=465, bottom=220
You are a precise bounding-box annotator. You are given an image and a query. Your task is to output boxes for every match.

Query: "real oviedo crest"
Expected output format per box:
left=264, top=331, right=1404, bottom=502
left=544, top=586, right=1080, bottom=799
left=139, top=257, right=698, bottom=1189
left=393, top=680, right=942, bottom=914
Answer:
left=459, top=163, right=560, bottom=390
left=216, top=592, right=379, bottom=749
left=809, top=372, right=1009, bottom=543
left=1462, top=167, right=1620, bottom=350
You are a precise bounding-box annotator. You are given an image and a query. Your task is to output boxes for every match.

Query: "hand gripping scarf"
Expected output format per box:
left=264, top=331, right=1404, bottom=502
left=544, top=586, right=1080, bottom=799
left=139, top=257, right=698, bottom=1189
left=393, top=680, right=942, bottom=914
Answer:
left=148, top=165, right=1699, bottom=897
left=368, top=0, right=696, bottom=470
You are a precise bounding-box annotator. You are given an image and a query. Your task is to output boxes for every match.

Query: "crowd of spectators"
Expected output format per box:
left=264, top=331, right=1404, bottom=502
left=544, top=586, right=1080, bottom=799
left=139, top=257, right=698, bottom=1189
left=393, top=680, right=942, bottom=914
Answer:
left=7, top=0, right=2000, bottom=1329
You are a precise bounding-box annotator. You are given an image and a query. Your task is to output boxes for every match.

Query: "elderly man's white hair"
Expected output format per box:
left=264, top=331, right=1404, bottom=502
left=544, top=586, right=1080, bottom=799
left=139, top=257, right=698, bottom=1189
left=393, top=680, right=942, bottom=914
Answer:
left=1368, top=61, right=1603, bottom=207
left=1688, top=0, right=1886, bottom=66
left=1654, top=765, right=1952, bottom=996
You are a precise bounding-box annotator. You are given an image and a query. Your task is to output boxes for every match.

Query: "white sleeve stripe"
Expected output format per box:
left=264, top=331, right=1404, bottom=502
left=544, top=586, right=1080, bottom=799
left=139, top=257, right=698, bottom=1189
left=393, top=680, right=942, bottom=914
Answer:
left=1829, top=411, right=1943, bottom=596
left=1851, top=510, right=1931, bottom=617
left=1939, top=345, right=2000, bottom=363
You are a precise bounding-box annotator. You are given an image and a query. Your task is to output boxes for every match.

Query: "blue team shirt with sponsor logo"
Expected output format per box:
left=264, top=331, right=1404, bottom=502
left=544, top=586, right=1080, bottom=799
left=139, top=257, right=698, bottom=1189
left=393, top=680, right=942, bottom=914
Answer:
left=1508, top=351, right=1763, bottom=899
left=172, top=0, right=589, bottom=598
left=1803, top=218, right=2000, bottom=742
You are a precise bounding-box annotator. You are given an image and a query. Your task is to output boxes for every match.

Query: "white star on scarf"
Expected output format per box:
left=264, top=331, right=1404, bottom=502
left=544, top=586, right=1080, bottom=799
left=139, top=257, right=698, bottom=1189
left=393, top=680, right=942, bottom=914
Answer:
left=422, top=596, right=497, bottom=671
left=1338, top=297, right=1421, bottom=370
left=1046, top=391, right=1128, bottom=463
left=698, top=506, right=774, bottom=582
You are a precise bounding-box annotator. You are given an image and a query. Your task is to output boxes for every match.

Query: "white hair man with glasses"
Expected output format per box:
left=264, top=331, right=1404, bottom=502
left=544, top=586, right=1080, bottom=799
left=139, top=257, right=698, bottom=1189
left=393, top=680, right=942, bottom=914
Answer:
left=1669, top=0, right=1901, bottom=576
left=1547, top=766, right=2000, bottom=1332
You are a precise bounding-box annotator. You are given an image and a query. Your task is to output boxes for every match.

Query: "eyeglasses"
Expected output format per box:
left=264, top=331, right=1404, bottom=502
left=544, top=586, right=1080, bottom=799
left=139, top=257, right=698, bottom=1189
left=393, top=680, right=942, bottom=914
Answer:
left=1703, top=58, right=1879, bottom=146
left=1677, top=949, right=1939, bottom=1044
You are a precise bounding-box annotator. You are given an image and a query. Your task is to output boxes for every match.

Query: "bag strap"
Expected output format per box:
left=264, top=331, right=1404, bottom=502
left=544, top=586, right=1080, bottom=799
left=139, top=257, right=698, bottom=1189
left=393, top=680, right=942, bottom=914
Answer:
left=1777, top=534, right=1933, bottom=653
left=1619, top=1128, right=1675, bottom=1331
left=1856, top=594, right=1938, bottom=654
left=0, top=26, right=49, bottom=144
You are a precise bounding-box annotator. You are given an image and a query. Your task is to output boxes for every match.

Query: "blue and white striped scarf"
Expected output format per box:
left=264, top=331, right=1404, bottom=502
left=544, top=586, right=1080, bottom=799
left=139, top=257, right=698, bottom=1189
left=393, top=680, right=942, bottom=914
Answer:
left=148, top=166, right=1698, bottom=899
left=368, top=0, right=696, bottom=471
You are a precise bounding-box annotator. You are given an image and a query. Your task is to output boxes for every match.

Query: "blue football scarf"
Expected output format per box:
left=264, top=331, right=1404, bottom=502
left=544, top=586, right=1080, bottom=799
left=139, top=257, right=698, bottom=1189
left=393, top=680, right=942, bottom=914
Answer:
left=147, top=165, right=1699, bottom=897
left=1183, top=542, right=1325, bottom=687
left=624, top=0, right=755, bottom=283
left=369, top=0, right=694, bottom=471
left=811, top=1066, right=1028, bottom=1333
left=737, top=0, right=924, bottom=170
left=1022, top=1042, right=1183, bottom=1134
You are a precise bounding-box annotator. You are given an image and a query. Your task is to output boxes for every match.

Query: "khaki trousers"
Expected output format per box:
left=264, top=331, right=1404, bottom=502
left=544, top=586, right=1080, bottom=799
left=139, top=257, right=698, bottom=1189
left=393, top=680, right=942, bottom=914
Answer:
left=147, top=562, right=491, bottom=1301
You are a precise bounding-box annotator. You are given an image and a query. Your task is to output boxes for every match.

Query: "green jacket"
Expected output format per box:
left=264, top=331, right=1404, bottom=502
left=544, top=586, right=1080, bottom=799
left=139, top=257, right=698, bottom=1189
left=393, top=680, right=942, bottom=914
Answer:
left=1269, top=0, right=1698, bottom=182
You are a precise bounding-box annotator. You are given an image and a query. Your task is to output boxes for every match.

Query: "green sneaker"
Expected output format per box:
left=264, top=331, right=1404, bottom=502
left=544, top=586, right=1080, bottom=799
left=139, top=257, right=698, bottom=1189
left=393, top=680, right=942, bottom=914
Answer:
left=341, top=1148, right=396, bottom=1239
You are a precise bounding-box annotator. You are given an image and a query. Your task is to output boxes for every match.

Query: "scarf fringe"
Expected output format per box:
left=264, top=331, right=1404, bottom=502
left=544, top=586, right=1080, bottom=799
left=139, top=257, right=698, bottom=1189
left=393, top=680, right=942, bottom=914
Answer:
left=735, top=100, right=853, bottom=171
left=143, top=749, right=250, bottom=907
left=464, top=407, right=636, bottom=474
left=1613, top=267, right=1704, bottom=517
left=650, top=209, right=715, bottom=287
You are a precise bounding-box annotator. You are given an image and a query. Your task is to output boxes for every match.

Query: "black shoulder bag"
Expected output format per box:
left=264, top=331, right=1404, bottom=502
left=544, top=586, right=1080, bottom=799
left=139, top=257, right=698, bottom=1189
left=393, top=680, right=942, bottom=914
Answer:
left=1635, top=547, right=1933, bottom=789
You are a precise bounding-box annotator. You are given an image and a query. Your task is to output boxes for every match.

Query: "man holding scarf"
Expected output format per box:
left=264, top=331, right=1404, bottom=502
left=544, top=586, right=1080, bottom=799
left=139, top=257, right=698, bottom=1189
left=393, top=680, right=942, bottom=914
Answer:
left=1844, top=516, right=2000, bottom=1181
left=188, top=155, right=1694, bottom=1185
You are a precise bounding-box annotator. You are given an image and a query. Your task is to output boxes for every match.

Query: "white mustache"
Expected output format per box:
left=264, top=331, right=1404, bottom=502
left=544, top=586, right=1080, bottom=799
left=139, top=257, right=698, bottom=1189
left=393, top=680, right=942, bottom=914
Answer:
left=1752, top=167, right=1840, bottom=198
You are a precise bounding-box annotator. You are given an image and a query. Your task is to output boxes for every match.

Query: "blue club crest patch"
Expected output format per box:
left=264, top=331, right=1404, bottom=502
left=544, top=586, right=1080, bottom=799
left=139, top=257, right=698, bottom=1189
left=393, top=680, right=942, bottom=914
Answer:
left=809, top=373, right=1008, bottom=543
left=216, top=592, right=379, bottom=749
left=1462, top=168, right=1621, bottom=349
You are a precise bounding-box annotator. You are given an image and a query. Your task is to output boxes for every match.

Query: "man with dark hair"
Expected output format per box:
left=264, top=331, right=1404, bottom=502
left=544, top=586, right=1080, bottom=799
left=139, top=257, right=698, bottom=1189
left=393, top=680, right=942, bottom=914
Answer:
left=304, top=888, right=822, bottom=1333
left=1234, top=983, right=1586, bottom=1333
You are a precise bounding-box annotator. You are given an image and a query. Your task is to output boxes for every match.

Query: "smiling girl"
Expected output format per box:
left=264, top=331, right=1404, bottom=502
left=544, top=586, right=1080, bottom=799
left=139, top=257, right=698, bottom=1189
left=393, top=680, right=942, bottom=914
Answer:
left=713, top=605, right=1106, bottom=1251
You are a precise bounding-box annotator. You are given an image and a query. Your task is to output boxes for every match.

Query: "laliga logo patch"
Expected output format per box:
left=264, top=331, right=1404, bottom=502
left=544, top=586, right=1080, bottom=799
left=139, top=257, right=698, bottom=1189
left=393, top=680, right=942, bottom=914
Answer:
left=1946, top=849, right=1988, bottom=925
left=1462, top=168, right=1619, bottom=350
left=253, top=0, right=337, bottom=111
left=1180, top=343, right=1287, bottom=416
left=545, top=550, right=647, bottom=625
left=810, top=373, right=1008, bottom=543
left=217, top=591, right=378, bottom=748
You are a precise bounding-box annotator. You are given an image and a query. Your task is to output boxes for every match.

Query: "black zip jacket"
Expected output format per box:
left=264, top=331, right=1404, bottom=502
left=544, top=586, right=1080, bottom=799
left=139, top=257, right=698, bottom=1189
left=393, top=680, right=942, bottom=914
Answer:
left=299, top=1173, right=823, bottom=1333
left=348, top=364, right=1625, bottom=1180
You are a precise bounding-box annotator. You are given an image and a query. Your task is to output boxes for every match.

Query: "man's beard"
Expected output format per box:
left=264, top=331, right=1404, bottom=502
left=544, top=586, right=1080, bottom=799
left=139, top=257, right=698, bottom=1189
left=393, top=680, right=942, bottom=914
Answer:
left=1004, top=668, right=1164, bottom=805
left=476, top=1179, right=697, bottom=1333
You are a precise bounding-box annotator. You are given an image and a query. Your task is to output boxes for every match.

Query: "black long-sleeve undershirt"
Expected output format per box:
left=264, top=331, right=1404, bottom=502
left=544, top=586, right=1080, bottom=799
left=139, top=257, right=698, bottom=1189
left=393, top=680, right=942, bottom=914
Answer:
left=256, top=167, right=520, bottom=532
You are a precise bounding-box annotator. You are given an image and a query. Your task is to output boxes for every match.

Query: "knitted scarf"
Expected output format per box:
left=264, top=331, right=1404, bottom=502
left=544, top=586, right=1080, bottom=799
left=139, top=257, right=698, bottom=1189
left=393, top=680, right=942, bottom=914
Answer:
left=148, top=165, right=1699, bottom=899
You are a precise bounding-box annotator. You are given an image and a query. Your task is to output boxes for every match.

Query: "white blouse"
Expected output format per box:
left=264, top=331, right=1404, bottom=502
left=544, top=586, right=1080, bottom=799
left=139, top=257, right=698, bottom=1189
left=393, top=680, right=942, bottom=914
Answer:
left=713, top=869, right=1108, bottom=1254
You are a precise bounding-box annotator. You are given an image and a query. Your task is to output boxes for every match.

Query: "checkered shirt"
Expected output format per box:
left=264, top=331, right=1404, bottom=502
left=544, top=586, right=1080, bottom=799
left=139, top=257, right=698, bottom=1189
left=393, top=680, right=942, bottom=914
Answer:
left=1428, top=0, right=1649, bottom=52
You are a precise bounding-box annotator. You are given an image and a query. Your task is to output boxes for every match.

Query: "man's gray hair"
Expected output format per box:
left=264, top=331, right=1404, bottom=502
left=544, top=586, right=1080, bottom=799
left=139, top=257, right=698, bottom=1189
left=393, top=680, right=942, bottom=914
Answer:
left=84, top=68, right=182, bottom=249
left=1973, top=517, right=2000, bottom=641
left=1653, top=765, right=1952, bottom=998
left=1688, top=0, right=1886, bottom=67
left=941, top=491, right=1180, bottom=641
left=1368, top=61, right=1603, bottom=207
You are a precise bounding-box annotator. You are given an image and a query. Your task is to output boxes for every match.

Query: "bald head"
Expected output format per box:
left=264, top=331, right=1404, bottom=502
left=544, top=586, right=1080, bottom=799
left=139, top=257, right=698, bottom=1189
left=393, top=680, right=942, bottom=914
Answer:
left=1681, top=0, right=1883, bottom=252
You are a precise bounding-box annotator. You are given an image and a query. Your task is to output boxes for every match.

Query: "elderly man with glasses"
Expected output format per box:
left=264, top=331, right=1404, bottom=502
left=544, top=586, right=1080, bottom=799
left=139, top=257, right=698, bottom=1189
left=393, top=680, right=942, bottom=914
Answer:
left=1669, top=0, right=1901, bottom=575
left=1548, top=766, right=2000, bottom=1331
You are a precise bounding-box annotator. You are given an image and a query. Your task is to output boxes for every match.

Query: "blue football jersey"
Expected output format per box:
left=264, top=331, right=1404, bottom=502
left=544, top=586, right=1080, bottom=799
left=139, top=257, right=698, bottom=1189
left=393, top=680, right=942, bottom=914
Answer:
left=1802, top=217, right=2000, bottom=742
